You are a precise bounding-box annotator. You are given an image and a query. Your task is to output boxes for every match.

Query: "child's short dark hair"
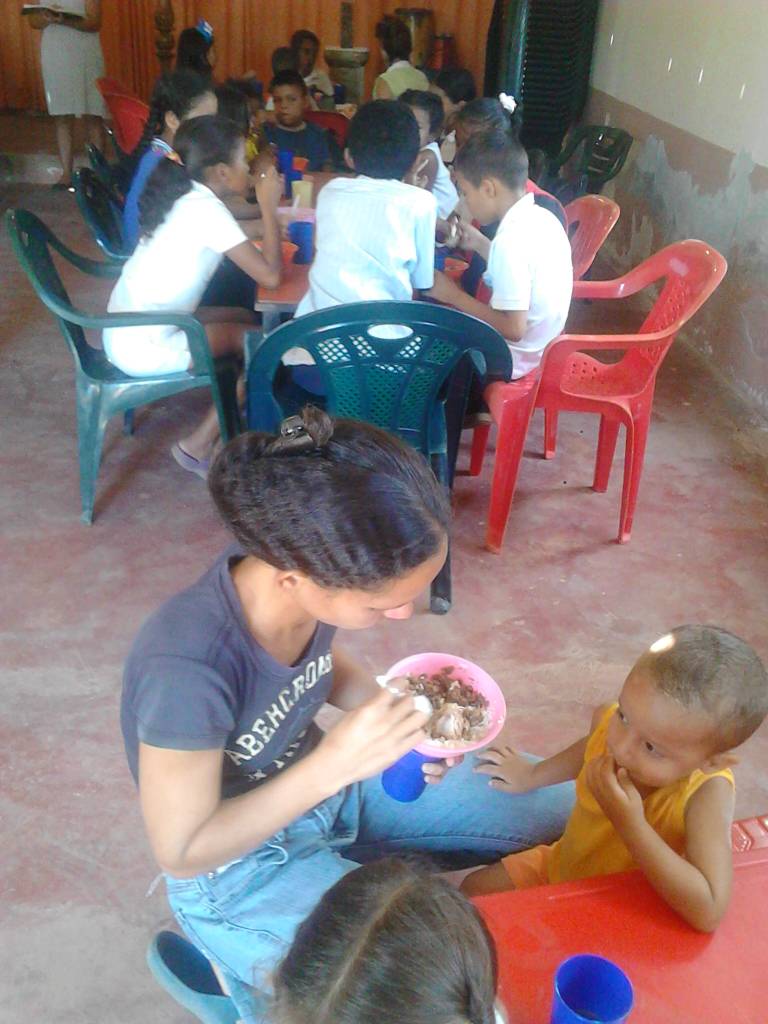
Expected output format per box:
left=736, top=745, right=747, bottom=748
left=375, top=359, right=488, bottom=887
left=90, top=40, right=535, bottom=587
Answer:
left=375, top=15, right=413, bottom=62
left=400, top=89, right=444, bottom=138
left=347, top=100, right=420, bottom=180
left=273, top=858, right=497, bottom=1024
left=434, top=68, right=477, bottom=105
left=215, top=81, right=250, bottom=136
left=228, top=76, right=263, bottom=103
left=271, top=46, right=298, bottom=75
left=454, top=127, right=529, bottom=190
left=638, top=625, right=768, bottom=749
left=208, top=408, right=450, bottom=590
left=291, top=29, right=320, bottom=52
left=270, top=69, right=308, bottom=95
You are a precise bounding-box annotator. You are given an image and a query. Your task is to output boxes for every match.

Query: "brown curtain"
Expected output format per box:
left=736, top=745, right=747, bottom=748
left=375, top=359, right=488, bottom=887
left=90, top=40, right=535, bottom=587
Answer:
left=1, top=1, right=493, bottom=110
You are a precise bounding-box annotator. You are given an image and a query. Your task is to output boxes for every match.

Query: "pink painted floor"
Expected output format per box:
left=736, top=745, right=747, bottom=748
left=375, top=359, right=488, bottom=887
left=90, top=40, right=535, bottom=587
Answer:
left=1, top=182, right=768, bottom=1023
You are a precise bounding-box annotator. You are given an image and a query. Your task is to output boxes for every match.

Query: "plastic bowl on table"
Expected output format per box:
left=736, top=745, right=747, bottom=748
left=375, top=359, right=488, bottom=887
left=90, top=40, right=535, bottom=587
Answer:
left=380, top=652, right=507, bottom=801
left=251, top=239, right=298, bottom=263
left=277, top=205, right=316, bottom=225
left=292, top=156, right=309, bottom=172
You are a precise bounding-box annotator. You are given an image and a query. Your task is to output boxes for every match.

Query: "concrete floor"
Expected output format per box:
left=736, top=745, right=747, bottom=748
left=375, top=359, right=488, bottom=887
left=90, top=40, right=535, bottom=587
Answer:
left=1, top=179, right=768, bottom=1023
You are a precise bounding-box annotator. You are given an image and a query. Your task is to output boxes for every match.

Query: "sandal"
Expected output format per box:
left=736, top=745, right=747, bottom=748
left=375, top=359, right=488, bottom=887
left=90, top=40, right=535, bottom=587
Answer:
left=171, top=443, right=210, bottom=480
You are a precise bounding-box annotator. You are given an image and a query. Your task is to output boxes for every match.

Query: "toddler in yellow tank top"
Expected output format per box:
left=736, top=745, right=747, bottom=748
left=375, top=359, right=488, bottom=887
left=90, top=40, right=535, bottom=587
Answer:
left=462, top=626, right=768, bottom=932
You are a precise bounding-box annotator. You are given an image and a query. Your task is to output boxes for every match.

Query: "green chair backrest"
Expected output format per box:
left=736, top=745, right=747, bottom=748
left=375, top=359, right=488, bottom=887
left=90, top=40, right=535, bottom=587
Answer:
left=246, top=300, right=513, bottom=456
left=74, top=167, right=129, bottom=262
left=552, top=125, right=633, bottom=192
left=6, top=208, right=125, bottom=382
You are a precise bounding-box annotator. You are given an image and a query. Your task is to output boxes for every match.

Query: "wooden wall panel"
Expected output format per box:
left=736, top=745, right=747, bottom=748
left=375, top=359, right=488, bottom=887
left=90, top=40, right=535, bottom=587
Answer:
left=1, top=0, right=494, bottom=111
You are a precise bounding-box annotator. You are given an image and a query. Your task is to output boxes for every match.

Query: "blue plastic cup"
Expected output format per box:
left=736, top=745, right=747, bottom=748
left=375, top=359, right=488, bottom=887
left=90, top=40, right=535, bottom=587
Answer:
left=381, top=749, right=443, bottom=802
left=333, top=82, right=346, bottom=104
left=288, top=221, right=314, bottom=264
left=277, top=149, right=294, bottom=174
left=551, top=955, right=634, bottom=1024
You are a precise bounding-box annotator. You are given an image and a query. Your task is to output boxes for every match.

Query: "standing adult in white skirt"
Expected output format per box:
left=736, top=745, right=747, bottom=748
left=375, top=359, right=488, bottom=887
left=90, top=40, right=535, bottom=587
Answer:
left=27, top=0, right=106, bottom=189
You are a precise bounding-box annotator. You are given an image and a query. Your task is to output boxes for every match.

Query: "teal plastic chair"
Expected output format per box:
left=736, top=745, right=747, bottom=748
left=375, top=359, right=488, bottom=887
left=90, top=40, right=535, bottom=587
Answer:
left=147, top=931, right=241, bottom=1024
left=73, top=167, right=129, bottom=262
left=6, top=209, right=241, bottom=524
left=246, top=300, right=513, bottom=613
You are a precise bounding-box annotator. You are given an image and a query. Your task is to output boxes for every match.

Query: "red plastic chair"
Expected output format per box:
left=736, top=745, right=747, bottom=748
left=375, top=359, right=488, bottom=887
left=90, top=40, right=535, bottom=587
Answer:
left=304, top=110, right=350, bottom=150
left=100, top=92, right=149, bottom=154
left=565, top=194, right=620, bottom=280
left=470, top=240, right=727, bottom=551
left=96, top=76, right=135, bottom=99
left=732, top=815, right=768, bottom=852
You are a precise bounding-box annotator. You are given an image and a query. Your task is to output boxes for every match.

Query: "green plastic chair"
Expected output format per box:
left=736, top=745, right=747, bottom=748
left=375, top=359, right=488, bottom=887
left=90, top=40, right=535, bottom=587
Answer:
left=544, top=125, right=633, bottom=202
left=246, top=300, right=513, bottom=614
left=6, top=208, right=241, bottom=524
left=73, top=167, right=129, bottom=262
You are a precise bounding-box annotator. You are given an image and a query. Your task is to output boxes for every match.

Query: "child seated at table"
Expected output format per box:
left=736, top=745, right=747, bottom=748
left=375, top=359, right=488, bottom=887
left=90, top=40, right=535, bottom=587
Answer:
left=264, top=70, right=331, bottom=171
left=425, top=126, right=572, bottom=379
left=400, top=88, right=459, bottom=222
left=273, top=857, right=506, bottom=1024
left=295, top=99, right=436, bottom=317
left=430, top=67, right=477, bottom=164
left=462, top=626, right=768, bottom=933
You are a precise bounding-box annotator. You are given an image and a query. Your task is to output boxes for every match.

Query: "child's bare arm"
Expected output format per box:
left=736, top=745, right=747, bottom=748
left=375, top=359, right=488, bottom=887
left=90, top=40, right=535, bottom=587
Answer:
left=475, top=705, right=607, bottom=793
left=422, top=271, right=528, bottom=340
left=587, top=758, right=735, bottom=932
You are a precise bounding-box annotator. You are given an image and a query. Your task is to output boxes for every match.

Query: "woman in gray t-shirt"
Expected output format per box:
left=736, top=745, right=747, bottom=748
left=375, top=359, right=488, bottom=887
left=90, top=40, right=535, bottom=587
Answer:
left=124, top=406, right=573, bottom=1023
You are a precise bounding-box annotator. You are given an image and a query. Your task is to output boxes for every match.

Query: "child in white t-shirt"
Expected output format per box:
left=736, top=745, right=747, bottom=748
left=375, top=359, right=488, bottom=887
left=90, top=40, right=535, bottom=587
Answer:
left=401, top=88, right=459, bottom=222
left=424, top=127, right=572, bottom=378
left=104, top=115, right=283, bottom=474
left=295, top=100, right=436, bottom=319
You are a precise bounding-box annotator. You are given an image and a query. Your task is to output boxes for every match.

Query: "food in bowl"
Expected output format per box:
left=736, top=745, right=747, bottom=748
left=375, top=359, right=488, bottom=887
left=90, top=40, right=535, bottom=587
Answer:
left=389, top=665, right=491, bottom=744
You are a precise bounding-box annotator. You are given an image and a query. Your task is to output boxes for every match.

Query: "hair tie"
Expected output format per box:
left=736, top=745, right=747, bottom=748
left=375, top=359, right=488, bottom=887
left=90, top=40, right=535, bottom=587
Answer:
left=268, top=415, right=320, bottom=456
left=196, top=18, right=214, bottom=43
left=498, top=92, right=517, bottom=114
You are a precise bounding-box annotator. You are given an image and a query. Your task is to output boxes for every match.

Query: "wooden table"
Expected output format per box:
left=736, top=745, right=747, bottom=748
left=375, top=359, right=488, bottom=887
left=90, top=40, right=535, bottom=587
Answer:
left=475, top=848, right=768, bottom=1023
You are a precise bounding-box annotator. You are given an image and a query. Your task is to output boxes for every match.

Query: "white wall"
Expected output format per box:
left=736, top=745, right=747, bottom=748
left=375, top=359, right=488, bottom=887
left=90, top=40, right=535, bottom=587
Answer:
left=591, top=0, right=768, bottom=165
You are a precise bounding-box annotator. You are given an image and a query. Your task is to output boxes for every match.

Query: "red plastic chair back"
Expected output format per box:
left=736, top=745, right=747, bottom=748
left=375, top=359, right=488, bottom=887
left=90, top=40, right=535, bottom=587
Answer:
left=101, top=93, right=150, bottom=153
left=96, top=76, right=135, bottom=99
left=304, top=110, right=350, bottom=150
left=565, top=194, right=620, bottom=279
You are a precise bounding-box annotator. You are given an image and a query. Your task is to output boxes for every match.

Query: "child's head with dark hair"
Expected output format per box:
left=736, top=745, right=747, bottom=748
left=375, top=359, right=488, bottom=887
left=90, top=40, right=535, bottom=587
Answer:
left=270, top=70, right=308, bottom=129
left=633, top=626, right=768, bottom=751
left=215, top=81, right=250, bottom=136
left=208, top=408, right=450, bottom=629
left=604, top=625, right=768, bottom=795
left=176, top=25, right=216, bottom=79
left=432, top=68, right=477, bottom=127
left=455, top=96, right=521, bottom=150
left=139, top=115, right=248, bottom=238
left=453, top=128, right=528, bottom=224
left=127, top=69, right=216, bottom=173
left=291, top=28, right=320, bottom=78
left=346, top=100, right=420, bottom=181
left=272, top=45, right=299, bottom=75
left=226, top=77, right=265, bottom=132
left=400, top=89, right=444, bottom=148
left=375, top=15, right=413, bottom=64
left=273, top=858, right=498, bottom=1024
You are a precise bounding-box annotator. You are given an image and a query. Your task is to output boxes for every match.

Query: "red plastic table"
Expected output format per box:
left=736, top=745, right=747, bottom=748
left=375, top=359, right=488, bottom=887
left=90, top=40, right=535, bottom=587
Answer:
left=475, top=848, right=768, bottom=1023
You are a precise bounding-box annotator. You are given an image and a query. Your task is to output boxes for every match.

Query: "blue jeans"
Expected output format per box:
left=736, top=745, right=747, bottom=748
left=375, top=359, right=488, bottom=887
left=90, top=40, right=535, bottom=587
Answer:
left=166, top=755, right=573, bottom=1023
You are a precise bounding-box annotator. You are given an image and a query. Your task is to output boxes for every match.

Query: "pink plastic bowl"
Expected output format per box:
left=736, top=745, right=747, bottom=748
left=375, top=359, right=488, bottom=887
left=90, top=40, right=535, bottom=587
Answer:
left=382, top=652, right=507, bottom=758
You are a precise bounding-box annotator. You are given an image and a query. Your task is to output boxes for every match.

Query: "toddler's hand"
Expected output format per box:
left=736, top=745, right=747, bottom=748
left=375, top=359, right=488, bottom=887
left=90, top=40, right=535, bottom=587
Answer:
left=586, top=753, right=644, bottom=831
left=317, top=688, right=429, bottom=792
left=253, top=162, right=282, bottom=210
left=474, top=744, right=539, bottom=793
left=423, top=754, right=464, bottom=785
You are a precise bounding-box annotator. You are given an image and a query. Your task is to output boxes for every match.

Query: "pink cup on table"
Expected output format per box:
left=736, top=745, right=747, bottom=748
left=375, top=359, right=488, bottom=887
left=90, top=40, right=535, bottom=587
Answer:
left=380, top=652, right=507, bottom=802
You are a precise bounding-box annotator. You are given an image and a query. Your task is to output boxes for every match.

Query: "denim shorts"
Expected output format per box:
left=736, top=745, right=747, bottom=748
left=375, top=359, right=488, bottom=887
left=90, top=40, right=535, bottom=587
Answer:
left=165, top=753, right=574, bottom=1023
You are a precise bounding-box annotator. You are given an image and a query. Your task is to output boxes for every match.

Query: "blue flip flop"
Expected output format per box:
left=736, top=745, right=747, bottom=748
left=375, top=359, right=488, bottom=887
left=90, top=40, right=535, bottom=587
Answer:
left=171, top=443, right=210, bottom=480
